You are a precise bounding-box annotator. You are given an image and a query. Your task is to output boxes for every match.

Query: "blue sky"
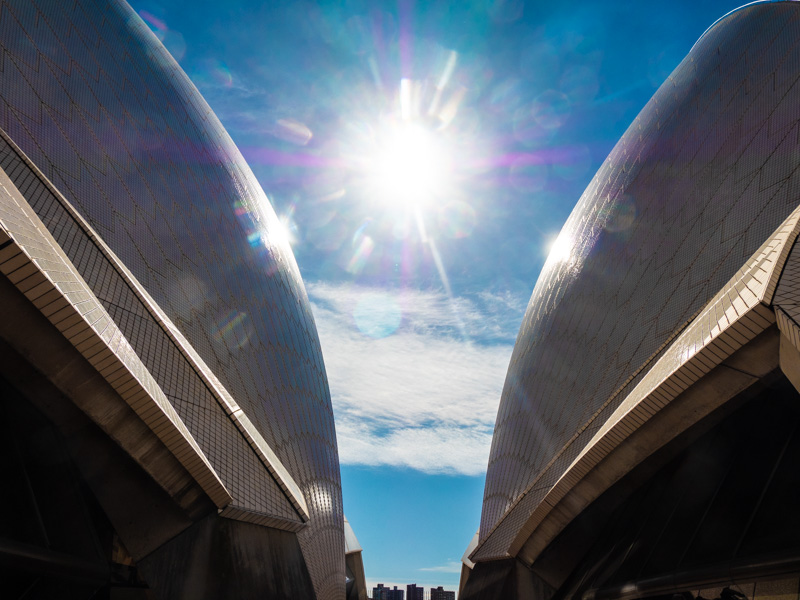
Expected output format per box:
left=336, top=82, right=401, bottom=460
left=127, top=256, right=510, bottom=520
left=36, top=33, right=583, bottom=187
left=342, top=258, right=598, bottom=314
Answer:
left=130, top=0, right=748, bottom=592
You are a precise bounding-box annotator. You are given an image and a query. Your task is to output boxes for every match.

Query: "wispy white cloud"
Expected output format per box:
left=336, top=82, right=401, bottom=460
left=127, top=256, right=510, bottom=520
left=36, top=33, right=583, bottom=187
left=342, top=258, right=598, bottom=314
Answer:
left=420, top=561, right=463, bottom=574
left=309, top=282, right=521, bottom=476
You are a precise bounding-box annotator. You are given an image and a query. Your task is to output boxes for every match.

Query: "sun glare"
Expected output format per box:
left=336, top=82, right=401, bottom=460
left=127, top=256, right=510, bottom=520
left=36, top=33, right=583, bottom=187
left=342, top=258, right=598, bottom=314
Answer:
left=368, top=121, right=453, bottom=209
left=546, top=232, right=573, bottom=266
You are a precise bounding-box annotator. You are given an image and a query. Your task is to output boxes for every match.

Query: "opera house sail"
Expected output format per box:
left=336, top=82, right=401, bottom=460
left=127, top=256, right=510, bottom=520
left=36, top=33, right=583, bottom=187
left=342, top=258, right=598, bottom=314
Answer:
left=461, top=2, right=800, bottom=600
left=0, top=1, right=344, bottom=599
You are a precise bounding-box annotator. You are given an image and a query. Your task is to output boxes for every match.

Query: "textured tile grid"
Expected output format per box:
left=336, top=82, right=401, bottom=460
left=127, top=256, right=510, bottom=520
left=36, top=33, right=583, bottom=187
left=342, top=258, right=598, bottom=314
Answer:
left=0, top=1, right=343, bottom=595
left=0, top=165, right=231, bottom=509
left=0, top=131, right=302, bottom=527
left=480, top=2, right=800, bottom=559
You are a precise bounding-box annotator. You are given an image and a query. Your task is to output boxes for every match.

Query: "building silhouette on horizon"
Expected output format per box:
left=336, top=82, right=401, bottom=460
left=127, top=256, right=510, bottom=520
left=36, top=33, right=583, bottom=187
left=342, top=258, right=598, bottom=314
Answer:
left=430, top=586, right=456, bottom=600
left=373, top=584, right=405, bottom=600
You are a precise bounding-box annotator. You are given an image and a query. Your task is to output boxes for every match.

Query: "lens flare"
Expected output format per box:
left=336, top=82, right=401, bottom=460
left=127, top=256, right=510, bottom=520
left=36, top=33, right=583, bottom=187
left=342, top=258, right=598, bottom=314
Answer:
left=272, top=216, right=296, bottom=247
left=438, top=201, right=477, bottom=238
left=274, top=119, right=313, bottom=146
left=546, top=232, right=574, bottom=266
left=353, top=293, right=402, bottom=338
left=602, top=195, right=637, bottom=233
left=212, top=310, right=252, bottom=350
left=347, top=236, right=375, bottom=274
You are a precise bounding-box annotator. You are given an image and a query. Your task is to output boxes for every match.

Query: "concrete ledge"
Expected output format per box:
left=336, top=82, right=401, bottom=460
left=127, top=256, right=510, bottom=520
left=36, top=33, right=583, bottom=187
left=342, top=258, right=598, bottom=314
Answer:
left=218, top=505, right=305, bottom=533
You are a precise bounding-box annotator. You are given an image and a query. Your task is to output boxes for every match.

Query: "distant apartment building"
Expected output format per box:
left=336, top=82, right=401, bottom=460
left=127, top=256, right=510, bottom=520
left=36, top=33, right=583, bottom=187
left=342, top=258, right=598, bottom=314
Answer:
left=372, top=584, right=404, bottom=600
left=388, top=586, right=405, bottom=600
left=430, top=586, right=455, bottom=600
left=373, top=584, right=388, bottom=600
left=407, top=583, right=424, bottom=600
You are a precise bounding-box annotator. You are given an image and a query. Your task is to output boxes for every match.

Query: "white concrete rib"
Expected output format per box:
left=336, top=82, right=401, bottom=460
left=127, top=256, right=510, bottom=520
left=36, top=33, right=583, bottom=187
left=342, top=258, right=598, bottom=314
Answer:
left=0, top=128, right=309, bottom=523
left=0, top=169, right=234, bottom=509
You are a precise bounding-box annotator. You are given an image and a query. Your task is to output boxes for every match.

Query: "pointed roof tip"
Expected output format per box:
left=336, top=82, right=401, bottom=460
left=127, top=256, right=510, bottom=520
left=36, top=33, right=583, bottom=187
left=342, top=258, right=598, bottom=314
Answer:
left=344, top=515, right=363, bottom=554
left=462, top=530, right=479, bottom=569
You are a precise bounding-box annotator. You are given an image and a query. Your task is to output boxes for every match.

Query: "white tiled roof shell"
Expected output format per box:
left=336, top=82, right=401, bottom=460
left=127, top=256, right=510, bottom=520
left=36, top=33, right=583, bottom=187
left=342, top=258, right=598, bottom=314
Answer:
left=0, top=1, right=343, bottom=597
left=481, top=1, right=800, bottom=553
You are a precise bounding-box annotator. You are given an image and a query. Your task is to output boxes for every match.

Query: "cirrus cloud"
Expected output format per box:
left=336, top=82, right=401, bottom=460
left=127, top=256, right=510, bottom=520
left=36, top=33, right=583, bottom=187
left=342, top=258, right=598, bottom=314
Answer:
left=309, top=282, right=521, bottom=476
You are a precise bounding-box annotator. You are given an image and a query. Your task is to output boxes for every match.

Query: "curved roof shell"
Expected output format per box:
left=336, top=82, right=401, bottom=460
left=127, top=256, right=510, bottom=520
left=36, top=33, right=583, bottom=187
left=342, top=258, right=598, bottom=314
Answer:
left=0, top=1, right=342, bottom=597
left=481, top=0, right=800, bottom=553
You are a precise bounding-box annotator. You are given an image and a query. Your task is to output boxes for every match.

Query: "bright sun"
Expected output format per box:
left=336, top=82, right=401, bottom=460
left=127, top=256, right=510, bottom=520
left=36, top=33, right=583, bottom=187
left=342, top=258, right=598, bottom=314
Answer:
left=368, top=121, right=453, bottom=209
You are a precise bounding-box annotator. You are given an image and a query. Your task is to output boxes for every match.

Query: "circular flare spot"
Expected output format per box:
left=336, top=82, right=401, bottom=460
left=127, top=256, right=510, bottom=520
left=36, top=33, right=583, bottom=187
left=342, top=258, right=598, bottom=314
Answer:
left=353, top=293, right=402, bottom=338
left=438, top=201, right=477, bottom=238
left=603, top=195, right=637, bottom=233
